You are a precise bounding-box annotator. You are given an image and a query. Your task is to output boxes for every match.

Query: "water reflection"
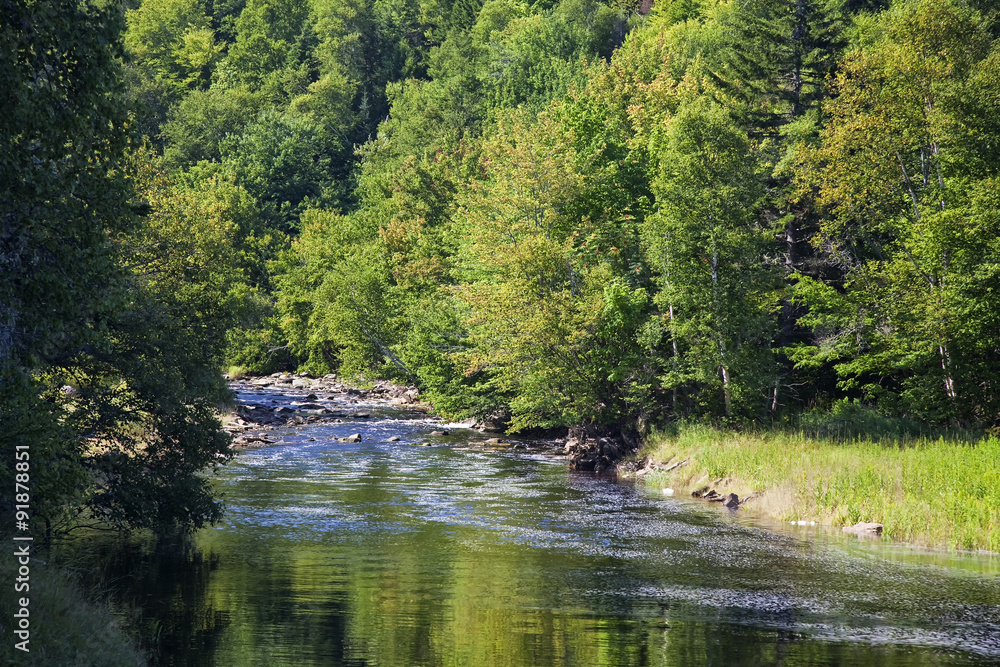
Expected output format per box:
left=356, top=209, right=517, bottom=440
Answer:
left=53, top=387, right=1000, bottom=666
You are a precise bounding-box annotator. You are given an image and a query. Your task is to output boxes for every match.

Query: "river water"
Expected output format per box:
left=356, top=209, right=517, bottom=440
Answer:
left=57, top=384, right=1000, bottom=666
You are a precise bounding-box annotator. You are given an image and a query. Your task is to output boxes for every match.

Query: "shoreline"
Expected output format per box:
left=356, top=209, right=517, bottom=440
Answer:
left=623, top=425, right=1000, bottom=553
left=220, top=375, right=999, bottom=553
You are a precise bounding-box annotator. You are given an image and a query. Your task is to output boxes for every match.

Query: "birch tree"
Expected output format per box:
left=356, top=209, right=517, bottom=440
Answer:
left=646, top=97, right=780, bottom=420
left=792, top=0, right=1000, bottom=423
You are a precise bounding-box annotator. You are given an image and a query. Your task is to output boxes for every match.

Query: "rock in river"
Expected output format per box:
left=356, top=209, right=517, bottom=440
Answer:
left=843, top=522, right=883, bottom=536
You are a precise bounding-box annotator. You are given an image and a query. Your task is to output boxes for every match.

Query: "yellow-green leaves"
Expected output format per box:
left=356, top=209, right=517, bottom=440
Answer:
left=125, top=0, right=222, bottom=92
left=795, top=0, right=1000, bottom=422
left=449, top=108, right=658, bottom=429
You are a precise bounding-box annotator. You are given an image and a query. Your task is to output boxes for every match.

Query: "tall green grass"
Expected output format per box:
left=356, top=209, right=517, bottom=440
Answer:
left=0, top=555, right=146, bottom=666
left=641, top=423, right=1000, bottom=552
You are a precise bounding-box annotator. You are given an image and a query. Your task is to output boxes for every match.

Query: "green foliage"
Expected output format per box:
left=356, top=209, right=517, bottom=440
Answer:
left=472, top=0, right=625, bottom=110
left=700, top=0, right=847, bottom=124
left=374, top=34, right=485, bottom=161
left=1, top=0, right=242, bottom=536
left=793, top=0, right=1000, bottom=424
left=161, top=85, right=265, bottom=169
left=451, top=110, right=657, bottom=430
left=125, top=0, right=223, bottom=91
left=217, top=109, right=349, bottom=231
left=397, top=291, right=502, bottom=419
left=2, top=0, right=131, bottom=531
left=274, top=208, right=403, bottom=376
left=361, top=148, right=502, bottom=416
left=123, top=0, right=224, bottom=138
left=37, top=0, right=1000, bottom=463
left=211, top=0, right=999, bottom=434
left=221, top=0, right=311, bottom=93
left=645, top=95, right=780, bottom=420
left=796, top=398, right=962, bottom=441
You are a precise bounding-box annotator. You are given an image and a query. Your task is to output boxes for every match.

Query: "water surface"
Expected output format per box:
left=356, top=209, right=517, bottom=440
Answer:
left=58, top=385, right=1000, bottom=666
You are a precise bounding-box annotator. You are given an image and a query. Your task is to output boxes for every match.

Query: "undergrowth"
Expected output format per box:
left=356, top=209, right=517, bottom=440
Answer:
left=0, top=554, right=146, bottom=665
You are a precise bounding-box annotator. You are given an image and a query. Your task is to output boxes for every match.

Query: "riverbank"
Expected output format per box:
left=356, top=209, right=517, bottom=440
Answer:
left=625, top=424, right=1000, bottom=552
left=0, top=556, right=146, bottom=665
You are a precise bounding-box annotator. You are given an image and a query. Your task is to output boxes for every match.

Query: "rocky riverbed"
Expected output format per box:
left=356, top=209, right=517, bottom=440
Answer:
left=223, top=373, right=427, bottom=448
left=222, top=374, right=545, bottom=452
left=226, top=374, right=661, bottom=480
left=222, top=375, right=906, bottom=540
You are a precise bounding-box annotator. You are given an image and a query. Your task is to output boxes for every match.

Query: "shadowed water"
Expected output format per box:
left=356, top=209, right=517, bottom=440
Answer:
left=55, top=385, right=1000, bottom=666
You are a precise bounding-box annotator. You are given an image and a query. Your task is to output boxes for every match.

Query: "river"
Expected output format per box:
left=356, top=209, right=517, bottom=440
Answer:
left=55, top=383, right=1000, bottom=666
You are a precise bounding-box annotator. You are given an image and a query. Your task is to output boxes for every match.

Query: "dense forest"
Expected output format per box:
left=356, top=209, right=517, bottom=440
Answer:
left=3, top=0, right=999, bottom=535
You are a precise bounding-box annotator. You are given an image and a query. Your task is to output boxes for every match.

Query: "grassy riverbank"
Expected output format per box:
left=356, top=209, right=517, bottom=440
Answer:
left=0, top=555, right=146, bottom=666
left=637, top=424, right=1000, bottom=552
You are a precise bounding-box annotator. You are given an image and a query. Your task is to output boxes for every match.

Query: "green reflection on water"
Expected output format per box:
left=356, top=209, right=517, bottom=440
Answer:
left=55, top=439, right=999, bottom=667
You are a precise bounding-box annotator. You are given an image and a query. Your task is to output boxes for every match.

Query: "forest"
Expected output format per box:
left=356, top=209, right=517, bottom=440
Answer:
left=3, top=0, right=1000, bottom=536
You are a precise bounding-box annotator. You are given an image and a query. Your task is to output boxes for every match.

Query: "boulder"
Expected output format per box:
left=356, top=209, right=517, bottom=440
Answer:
left=430, top=429, right=449, bottom=436
left=722, top=493, right=740, bottom=509
left=339, top=433, right=362, bottom=443
left=476, top=420, right=505, bottom=432
left=843, top=522, right=883, bottom=536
